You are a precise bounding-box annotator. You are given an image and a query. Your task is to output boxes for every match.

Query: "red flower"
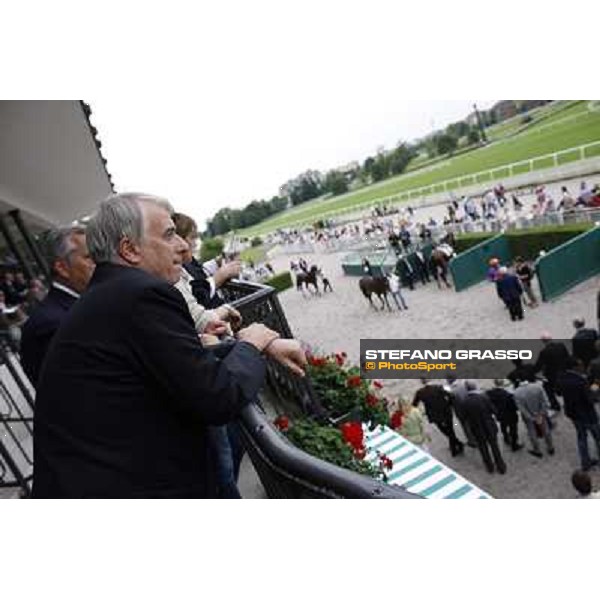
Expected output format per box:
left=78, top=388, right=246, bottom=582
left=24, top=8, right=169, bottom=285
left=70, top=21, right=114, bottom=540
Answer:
left=347, top=375, right=362, bottom=388
left=390, top=410, right=403, bottom=430
left=365, top=393, right=378, bottom=407
left=335, top=353, right=345, bottom=366
left=354, top=445, right=367, bottom=460
left=309, top=356, right=327, bottom=367
left=340, top=421, right=364, bottom=450
left=373, top=381, right=383, bottom=389
left=379, top=453, right=393, bottom=470
left=273, top=415, right=290, bottom=432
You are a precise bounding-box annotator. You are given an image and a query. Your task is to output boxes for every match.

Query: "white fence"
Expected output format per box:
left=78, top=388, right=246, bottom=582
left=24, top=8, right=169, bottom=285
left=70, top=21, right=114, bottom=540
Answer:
left=287, top=140, right=600, bottom=228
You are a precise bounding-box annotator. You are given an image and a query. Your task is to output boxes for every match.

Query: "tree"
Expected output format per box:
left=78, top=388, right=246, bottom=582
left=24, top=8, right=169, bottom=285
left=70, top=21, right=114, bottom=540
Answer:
left=435, top=133, right=458, bottom=156
left=467, top=127, right=480, bottom=145
left=324, top=170, right=348, bottom=196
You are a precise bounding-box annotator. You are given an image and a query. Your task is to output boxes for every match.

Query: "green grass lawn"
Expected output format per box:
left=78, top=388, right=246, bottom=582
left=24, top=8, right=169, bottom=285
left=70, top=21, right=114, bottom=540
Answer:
left=240, top=101, right=600, bottom=236
left=239, top=244, right=267, bottom=264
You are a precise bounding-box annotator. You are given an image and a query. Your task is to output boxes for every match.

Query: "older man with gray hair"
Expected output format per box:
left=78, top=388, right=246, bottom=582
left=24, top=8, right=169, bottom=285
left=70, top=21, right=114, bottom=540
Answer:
left=32, top=193, right=306, bottom=498
left=21, top=224, right=95, bottom=387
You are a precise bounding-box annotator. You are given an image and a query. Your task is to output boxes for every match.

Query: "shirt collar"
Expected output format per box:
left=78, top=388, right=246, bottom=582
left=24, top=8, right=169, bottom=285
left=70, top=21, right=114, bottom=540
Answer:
left=52, top=282, right=80, bottom=299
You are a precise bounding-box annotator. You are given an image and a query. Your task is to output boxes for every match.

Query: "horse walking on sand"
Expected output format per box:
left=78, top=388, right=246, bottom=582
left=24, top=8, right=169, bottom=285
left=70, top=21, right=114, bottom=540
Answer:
left=430, top=244, right=454, bottom=289
left=359, top=276, right=392, bottom=311
left=296, top=265, right=320, bottom=296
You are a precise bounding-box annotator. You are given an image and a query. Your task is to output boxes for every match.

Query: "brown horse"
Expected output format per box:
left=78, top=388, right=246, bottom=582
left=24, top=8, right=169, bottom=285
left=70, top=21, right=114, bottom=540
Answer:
left=359, top=276, right=392, bottom=311
left=296, top=265, right=320, bottom=295
left=430, top=247, right=453, bottom=289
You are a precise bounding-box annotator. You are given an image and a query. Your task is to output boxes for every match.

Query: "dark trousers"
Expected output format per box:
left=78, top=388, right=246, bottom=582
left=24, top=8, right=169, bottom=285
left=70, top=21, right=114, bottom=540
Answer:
left=506, top=298, right=524, bottom=320
left=572, top=419, right=600, bottom=470
left=472, top=428, right=506, bottom=473
left=434, top=417, right=464, bottom=456
left=500, top=418, right=520, bottom=449
left=415, top=263, right=430, bottom=284
left=208, top=422, right=245, bottom=499
left=543, top=377, right=561, bottom=411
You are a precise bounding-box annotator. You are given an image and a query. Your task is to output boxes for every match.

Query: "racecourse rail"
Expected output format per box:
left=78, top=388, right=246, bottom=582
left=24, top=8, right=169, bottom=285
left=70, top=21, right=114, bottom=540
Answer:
left=254, top=140, right=600, bottom=232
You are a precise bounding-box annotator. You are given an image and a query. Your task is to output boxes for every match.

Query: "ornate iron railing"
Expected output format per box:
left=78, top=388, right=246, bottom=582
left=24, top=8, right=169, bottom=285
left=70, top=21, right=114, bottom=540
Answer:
left=0, top=336, right=34, bottom=497
left=222, top=279, right=418, bottom=499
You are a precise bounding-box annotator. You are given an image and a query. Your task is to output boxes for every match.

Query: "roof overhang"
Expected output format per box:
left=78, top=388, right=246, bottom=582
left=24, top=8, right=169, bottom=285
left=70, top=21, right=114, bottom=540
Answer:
left=0, top=100, right=114, bottom=232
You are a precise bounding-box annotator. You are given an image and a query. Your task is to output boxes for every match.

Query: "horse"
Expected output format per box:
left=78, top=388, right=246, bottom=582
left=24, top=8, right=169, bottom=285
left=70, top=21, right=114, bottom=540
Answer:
left=296, top=265, right=320, bottom=296
left=359, top=276, right=392, bottom=311
left=430, top=245, right=454, bottom=289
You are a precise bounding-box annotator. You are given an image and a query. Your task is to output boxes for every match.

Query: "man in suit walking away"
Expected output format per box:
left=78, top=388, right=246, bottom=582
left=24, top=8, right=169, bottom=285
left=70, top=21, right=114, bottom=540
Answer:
left=20, top=226, right=95, bottom=387
left=32, top=193, right=306, bottom=498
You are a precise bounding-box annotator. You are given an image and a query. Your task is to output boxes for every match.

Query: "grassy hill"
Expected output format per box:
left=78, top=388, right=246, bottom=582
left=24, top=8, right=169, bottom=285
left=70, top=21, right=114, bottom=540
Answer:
left=240, top=101, right=600, bottom=236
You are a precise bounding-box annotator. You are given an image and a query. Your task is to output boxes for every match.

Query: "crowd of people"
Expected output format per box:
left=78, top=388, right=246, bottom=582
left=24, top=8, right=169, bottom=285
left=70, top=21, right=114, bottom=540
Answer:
left=14, top=193, right=307, bottom=498
left=393, top=321, right=600, bottom=496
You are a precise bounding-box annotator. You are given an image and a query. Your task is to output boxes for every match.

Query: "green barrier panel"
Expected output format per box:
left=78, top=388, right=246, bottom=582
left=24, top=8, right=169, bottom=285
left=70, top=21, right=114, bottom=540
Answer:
left=536, top=226, right=600, bottom=301
left=342, top=249, right=396, bottom=277
left=449, top=234, right=511, bottom=292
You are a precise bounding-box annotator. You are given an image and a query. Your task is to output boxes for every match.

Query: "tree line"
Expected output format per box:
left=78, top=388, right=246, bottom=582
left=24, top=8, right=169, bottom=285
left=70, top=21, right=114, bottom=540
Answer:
left=204, top=103, right=545, bottom=237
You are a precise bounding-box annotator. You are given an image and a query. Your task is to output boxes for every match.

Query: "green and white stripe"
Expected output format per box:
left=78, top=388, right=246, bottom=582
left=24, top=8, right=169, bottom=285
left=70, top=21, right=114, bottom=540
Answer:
left=364, top=425, right=492, bottom=499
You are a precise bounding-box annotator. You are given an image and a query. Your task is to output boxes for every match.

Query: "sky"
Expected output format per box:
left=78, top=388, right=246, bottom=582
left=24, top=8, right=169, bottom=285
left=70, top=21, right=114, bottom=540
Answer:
left=90, top=97, right=495, bottom=230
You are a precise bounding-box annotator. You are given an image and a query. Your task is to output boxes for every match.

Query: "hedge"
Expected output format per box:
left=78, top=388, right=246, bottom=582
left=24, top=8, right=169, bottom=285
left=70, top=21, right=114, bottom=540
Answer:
left=200, top=237, right=224, bottom=261
left=455, top=223, right=593, bottom=260
left=264, top=271, right=293, bottom=293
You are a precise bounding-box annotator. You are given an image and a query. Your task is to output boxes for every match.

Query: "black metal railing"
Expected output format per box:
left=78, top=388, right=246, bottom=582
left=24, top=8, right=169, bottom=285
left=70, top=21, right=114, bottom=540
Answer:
left=222, top=279, right=419, bottom=499
left=0, top=336, right=35, bottom=497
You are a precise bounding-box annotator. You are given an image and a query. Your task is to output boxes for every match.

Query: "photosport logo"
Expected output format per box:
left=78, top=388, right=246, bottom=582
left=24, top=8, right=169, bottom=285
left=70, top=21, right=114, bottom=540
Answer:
left=360, top=339, right=547, bottom=379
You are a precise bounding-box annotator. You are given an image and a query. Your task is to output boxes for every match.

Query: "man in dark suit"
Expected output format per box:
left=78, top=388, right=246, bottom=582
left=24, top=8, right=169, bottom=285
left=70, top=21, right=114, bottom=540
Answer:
left=20, top=226, right=95, bottom=387
left=534, top=332, right=570, bottom=411
left=32, top=193, right=306, bottom=498
left=571, top=318, right=598, bottom=368
left=413, top=379, right=464, bottom=456
left=462, top=381, right=507, bottom=474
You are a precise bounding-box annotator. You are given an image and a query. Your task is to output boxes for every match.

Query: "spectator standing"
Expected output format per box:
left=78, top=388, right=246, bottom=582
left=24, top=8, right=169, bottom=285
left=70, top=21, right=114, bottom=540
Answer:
left=513, top=368, right=555, bottom=459
left=571, top=318, right=599, bottom=368
left=486, top=379, right=523, bottom=451
left=386, top=271, right=408, bottom=311
left=20, top=226, right=95, bottom=387
left=413, top=380, right=464, bottom=457
left=462, top=381, right=507, bottom=474
left=514, top=256, right=538, bottom=308
left=534, top=333, right=570, bottom=412
left=557, top=358, right=600, bottom=471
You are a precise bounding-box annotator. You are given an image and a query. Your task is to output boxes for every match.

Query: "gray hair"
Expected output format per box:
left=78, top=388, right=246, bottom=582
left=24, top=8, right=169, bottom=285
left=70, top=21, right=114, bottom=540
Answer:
left=38, top=225, right=86, bottom=278
left=87, top=193, right=174, bottom=264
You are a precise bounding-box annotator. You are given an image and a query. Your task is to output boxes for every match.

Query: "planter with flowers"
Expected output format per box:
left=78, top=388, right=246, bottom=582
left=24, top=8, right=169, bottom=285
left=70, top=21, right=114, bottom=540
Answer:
left=271, top=350, right=397, bottom=482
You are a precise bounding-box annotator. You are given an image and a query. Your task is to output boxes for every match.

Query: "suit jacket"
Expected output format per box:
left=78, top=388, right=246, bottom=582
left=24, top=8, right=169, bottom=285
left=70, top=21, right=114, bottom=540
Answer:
left=20, top=285, right=78, bottom=387
left=534, top=342, right=570, bottom=379
left=461, top=391, right=498, bottom=438
left=32, top=263, right=266, bottom=498
left=413, top=384, right=452, bottom=423
left=557, top=370, right=598, bottom=423
left=572, top=328, right=599, bottom=366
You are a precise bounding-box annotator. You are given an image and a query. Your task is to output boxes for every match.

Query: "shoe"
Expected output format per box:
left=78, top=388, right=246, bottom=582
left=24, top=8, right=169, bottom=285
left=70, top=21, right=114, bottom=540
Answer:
left=497, top=463, right=507, bottom=475
left=548, top=448, right=555, bottom=456
left=512, top=443, right=524, bottom=452
left=528, top=450, right=543, bottom=458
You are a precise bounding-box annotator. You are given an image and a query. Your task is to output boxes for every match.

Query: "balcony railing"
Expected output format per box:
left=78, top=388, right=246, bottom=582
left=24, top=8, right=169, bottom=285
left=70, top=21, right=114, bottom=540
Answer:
left=222, top=279, right=419, bottom=499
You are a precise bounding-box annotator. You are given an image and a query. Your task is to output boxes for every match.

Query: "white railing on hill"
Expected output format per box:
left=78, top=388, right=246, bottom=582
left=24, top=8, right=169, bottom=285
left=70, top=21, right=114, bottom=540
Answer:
left=283, top=140, right=600, bottom=228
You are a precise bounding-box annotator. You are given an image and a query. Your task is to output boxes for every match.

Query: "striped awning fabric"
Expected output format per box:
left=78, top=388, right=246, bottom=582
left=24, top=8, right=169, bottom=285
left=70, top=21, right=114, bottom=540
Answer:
left=364, top=425, right=492, bottom=499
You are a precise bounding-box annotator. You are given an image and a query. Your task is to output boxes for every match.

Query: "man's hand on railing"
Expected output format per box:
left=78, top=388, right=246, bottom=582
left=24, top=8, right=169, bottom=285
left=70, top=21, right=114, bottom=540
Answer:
left=264, top=338, right=307, bottom=377
left=237, top=323, right=280, bottom=353
left=215, top=304, right=242, bottom=329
